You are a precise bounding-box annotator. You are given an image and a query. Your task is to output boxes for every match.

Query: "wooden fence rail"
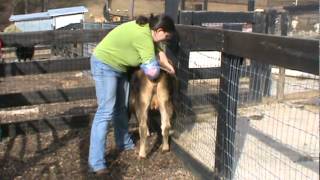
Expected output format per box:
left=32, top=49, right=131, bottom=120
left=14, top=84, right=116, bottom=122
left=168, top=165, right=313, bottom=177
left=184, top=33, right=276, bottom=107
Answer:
left=0, top=29, right=111, bottom=47
left=1, top=26, right=318, bottom=74
left=0, top=57, right=89, bottom=77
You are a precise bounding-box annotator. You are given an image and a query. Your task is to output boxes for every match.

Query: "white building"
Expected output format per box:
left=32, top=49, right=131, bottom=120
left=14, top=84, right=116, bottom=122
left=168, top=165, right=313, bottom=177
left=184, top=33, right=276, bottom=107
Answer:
left=9, top=6, right=88, bottom=32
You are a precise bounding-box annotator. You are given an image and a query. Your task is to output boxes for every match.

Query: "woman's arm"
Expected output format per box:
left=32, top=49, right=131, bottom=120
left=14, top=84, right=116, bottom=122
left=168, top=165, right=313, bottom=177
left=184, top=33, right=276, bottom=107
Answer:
left=158, top=51, right=175, bottom=75
left=139, top=51, right=175, bottom=80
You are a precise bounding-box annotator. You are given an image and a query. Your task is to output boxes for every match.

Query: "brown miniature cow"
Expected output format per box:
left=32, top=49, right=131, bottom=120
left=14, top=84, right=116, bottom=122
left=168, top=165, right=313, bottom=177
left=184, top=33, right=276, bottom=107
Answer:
left=129, top=65, right=176, bottom=158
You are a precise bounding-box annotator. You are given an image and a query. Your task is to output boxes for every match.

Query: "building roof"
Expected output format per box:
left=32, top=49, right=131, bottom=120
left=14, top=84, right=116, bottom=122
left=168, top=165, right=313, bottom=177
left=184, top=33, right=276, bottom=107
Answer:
left=9, top=6, right=88, bottom=22
left=47, top=6, right=88, bottom=17
left=9, top=12, right=50, bottom=22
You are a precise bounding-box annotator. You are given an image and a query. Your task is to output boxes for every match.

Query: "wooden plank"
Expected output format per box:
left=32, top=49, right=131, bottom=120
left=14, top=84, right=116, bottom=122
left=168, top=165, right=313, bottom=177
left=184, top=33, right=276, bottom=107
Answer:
left=179, top=11, right=193, bottom=25
left=176, top=25, right=223, bottom=51
left=0, top=29, right=111, bottom=47
left=189, top=66, right=250, bottom=79
left=191, top=11, right=255, bottom=25
left=0, top=57, right=90, bottom=77
left=175, top=25, right=319, bottom=75
left=0, top=87, right=95, bottom=108
left=189, top=67, right=221, bottom=79
left=2, top=45, right=51, bottom=53
left=223, top=30, right=319, bottom=75
left=283, top=3, right=319, bottom=14
left=1, top=25, right=318, bottom=75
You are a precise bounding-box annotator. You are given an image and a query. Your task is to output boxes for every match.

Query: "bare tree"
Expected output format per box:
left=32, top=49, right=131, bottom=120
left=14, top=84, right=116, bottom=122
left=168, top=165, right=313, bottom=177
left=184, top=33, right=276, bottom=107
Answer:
left=24, top=0, right=28, bottom=14
left=42, top=0, right=49, bottom=12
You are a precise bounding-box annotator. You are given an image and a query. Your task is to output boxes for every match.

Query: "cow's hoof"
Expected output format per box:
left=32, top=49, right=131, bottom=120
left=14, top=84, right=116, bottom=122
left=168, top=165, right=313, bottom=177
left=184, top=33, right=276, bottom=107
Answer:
left=138, top=155, right=147, bottom=159
left=161, top=149, right=170, bottom=153
left=138, top=151, right=147, bottom=159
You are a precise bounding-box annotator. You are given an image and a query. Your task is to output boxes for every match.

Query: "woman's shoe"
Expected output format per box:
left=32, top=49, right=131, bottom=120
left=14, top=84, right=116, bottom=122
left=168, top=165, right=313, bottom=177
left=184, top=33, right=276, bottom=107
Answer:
left=95, top=168, right=110, bottom=176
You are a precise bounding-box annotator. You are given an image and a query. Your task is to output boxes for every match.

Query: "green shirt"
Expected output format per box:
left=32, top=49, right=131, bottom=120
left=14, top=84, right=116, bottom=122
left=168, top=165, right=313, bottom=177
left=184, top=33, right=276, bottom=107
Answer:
left=93, top=21, right=155, bottom=72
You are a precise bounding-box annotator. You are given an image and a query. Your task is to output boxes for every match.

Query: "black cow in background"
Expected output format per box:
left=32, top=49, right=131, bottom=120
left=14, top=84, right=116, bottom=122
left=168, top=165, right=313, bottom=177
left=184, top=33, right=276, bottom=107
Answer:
left=15, top=44, right=35, bottom=62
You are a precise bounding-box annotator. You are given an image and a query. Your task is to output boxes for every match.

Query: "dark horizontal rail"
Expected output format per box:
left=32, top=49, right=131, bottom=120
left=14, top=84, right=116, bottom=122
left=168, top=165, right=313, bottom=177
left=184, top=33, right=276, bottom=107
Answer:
left=223, top=30, right=319, bottom=75
left=0, top=29, right=111, bottom=47
left=0, top=57, right=90, bottom=77
left=283, top=4, right=319, bottom=14
left=190, top=66, right=250, bottom=79
left=176, top=25, right=319, bottom=75
left=180, top=11, right=255, bottom=26
left=0, top=87, right=95, bottom=108
left=190, top=67, right=221, bottom=79
left=177, top=25, right=223, bottom=51
left=2, top=45, right=51, bottom=53
left=1, top=25, right=318, bottom=75
left=192, top=11, right=255, bottom=25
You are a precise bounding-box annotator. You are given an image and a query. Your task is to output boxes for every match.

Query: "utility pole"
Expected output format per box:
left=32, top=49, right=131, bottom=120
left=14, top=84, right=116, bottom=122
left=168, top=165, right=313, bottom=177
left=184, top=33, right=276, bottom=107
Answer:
left=248, top=0, right=255, bottom=11
left=105, top=0, right=109, bottom=10
left=24, top=0, right=28, bottom=14
left=180, top=0, right=185, bottom=10
left=129, top=0, right=135, bottom=20
left=203, top=0, right=208, bottom=11
left=42, top=0, right=49, bottom=12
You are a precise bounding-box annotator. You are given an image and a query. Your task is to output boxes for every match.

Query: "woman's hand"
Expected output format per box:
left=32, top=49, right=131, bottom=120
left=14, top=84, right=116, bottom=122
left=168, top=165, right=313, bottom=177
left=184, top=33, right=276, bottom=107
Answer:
left=158, top=51, right=175, bottom=75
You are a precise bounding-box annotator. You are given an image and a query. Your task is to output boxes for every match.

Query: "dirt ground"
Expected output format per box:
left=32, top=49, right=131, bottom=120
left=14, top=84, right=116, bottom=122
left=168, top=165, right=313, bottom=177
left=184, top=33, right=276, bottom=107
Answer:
left=0, top=125, right=195, bottom=180
left=0, top=64, right=195, bottom=180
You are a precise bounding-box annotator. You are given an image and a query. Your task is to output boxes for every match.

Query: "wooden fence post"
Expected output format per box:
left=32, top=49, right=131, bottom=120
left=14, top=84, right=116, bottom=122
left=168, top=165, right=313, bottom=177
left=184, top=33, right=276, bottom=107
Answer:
left=277, top=11, right=289, bottom=100
left=180, top=0, right=185, bottom=11
left=203, top=0, right=208, bottom=11
left=249, top=11, right=268, bottom=103
left=214, top=53, right=243, bottom=179
left=248, top=0, right=255, bottom=11
left=214, top=24, right=243, bottom=179
left=177, top=11, right=193, bottom=108
left=165, top=0, right=181, bottom=23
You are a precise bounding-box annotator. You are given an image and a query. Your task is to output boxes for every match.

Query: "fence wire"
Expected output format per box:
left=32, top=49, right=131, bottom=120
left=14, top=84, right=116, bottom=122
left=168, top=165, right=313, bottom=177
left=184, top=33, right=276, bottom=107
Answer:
left=0, top=17, right=318, bottom=180
left=0, top=23, right=119, bottom=136
left=172, top=45, right=319, bottom=179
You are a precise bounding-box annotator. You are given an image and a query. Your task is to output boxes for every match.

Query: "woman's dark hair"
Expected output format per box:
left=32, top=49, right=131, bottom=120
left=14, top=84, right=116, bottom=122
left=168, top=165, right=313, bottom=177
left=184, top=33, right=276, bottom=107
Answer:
left=136, top=14, right=175, bottom=33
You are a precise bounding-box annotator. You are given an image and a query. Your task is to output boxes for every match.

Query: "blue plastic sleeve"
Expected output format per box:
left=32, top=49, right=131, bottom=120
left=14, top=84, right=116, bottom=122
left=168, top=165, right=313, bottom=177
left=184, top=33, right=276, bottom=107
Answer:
left=140, top=58, right=160, bottom=80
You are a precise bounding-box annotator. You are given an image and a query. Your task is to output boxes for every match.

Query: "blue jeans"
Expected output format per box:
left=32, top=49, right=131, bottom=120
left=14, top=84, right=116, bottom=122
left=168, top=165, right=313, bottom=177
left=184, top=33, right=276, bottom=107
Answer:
left=89, top=55, right=134, bottom=172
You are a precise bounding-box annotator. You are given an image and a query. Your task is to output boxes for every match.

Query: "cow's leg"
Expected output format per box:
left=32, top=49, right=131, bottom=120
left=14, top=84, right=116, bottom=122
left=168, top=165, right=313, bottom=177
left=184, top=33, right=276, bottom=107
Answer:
left=136, top=81, right=153, bottom=158
left=158, top=97, right=173, bottom=152
left=136, top=102, right=149, bottom=158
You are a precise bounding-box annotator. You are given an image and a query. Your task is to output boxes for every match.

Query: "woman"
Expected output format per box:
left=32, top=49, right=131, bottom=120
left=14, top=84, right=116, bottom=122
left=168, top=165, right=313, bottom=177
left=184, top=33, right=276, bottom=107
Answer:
left=89, top=14, right=176, bottom=175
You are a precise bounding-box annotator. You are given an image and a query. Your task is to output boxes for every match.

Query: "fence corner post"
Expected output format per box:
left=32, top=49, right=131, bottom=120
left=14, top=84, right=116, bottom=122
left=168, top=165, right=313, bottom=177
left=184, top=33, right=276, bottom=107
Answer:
left=214, top=53, right=243, bottom=180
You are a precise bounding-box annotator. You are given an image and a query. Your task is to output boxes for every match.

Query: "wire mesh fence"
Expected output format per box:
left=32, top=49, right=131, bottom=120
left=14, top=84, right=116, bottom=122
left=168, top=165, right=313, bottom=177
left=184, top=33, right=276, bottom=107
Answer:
left=171, top=8, right=319, bottom=179
left=0, top=10, right=318, bottom=179
left=234, top=63, right=319, bottom=179
left=172, top=45, right=319, bottom=180
left=0, top=23, right=116, bottom=136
